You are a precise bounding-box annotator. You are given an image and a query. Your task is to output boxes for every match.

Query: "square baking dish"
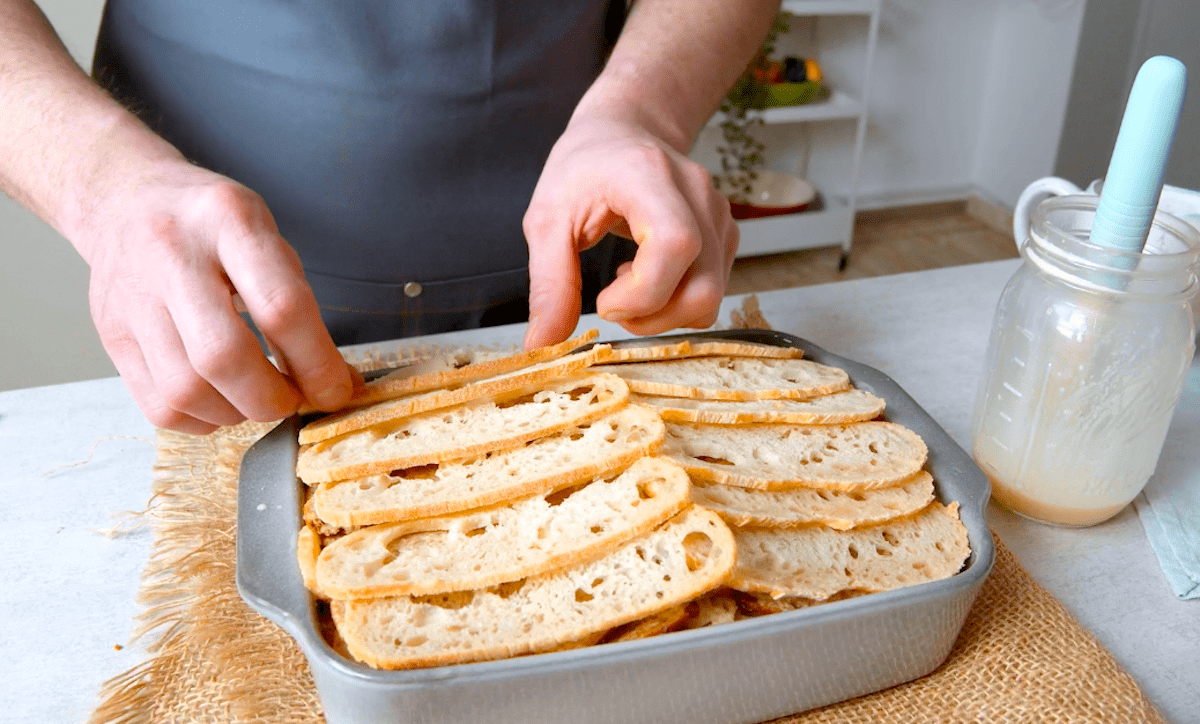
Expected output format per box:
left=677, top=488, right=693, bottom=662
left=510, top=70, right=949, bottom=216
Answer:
left=236, top=330, right=995, bottom=724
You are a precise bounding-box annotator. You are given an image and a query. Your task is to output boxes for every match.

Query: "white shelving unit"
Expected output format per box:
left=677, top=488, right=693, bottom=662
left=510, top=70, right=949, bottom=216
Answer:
left=729, top=0, right=880, bottom=268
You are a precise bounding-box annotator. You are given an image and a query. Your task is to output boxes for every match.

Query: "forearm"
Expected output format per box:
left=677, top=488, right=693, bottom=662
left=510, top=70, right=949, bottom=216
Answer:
left=574, top=0, right=781, bottom=152
left=0, top=0, right=184, bottom=256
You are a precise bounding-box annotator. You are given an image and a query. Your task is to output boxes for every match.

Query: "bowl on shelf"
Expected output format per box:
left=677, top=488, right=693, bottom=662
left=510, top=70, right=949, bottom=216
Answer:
left=756, top=80, right=828, bottom=108
left=727, top=170, right=817, bottom=220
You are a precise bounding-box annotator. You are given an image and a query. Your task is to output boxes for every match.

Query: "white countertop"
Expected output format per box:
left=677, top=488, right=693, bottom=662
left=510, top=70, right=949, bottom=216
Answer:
left=2, top=259, right=1196, bottom=723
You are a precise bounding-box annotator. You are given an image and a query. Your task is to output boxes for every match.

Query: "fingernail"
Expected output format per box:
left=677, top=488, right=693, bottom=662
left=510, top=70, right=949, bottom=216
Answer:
left=523, top=316, right=540, bottom=349
left=601, top=309, right=633, bottom=323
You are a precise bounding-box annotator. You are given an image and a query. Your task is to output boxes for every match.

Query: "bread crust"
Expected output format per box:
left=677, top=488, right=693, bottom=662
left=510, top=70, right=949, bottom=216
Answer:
left=632, top=388, right=885, bottom=425
left=297, top=373, right=629, bottom=483
left=311, top=405, right=665, bottom=528
left=314, top=457, right=692, bottom=599
left=299, top=346, right=608, bottom=445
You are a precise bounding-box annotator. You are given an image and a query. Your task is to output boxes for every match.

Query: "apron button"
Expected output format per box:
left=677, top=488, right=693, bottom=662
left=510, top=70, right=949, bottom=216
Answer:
left=404, top=282, right=423, bottom=298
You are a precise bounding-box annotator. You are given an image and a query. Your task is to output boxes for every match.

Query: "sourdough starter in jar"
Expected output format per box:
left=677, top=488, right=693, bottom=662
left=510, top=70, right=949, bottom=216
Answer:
left=971, top=196, right=1199, bottom=526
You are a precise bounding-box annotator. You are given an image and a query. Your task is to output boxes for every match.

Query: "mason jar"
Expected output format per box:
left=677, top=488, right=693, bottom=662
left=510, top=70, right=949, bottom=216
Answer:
left=971, top=195, right=1200, bottom=527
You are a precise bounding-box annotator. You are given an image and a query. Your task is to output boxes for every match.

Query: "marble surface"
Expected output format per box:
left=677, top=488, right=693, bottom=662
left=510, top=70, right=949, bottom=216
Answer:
left=2, top=259, right=1196, bottom=723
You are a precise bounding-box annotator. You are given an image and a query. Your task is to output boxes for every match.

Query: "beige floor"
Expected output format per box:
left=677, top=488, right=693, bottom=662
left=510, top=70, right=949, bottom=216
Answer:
left=727, top=201, right=1019, bottom=296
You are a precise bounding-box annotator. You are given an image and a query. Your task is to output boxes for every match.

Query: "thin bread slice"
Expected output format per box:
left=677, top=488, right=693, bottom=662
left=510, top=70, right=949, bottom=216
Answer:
left=692, top=470, right=935, bottom=530
left=299, top=346, right=608, bottom=445
left=594, top=338, right=803, bottom=364
left=599, top=603, right=692, bottom=643
left=349, top=330, right=598, bottom=408
left=297, top=524, right=321, bottom=594
left=297, top=372, right=628, bottom=483
left=632, top=388, right=884, bottom=425
left=663, top=421, right=928, bottom=491
left=603, top=357, right=850, bottom=401
left=729, top=502, right=970, bottom=600
left=678, top=589, right=740, bottom=629
left=310, top=405, right=666, bottom=528
left=314, top=457, right=691, bottom=599
left=331, top=507, right=736, bottom=670
left=732, top=589, right=866, bottom=616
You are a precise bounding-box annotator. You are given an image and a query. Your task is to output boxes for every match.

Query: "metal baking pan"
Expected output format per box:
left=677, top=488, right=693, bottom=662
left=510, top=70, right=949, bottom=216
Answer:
left=236, top=330, right=995, bottom=724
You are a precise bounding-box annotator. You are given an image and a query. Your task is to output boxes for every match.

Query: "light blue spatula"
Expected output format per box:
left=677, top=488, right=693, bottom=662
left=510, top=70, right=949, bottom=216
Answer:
left=1090, top=55, right=1188, bottom=263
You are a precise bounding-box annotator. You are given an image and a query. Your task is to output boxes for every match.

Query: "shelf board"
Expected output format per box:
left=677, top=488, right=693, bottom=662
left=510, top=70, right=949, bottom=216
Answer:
left=734, top=197, right=855, bottom=258
left=709, top=90, right=863, bottom=128
left=781, top=0, right=879, bottom=16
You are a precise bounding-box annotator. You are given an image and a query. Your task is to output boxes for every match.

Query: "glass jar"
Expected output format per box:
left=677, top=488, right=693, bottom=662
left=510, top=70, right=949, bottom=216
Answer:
left=971, top=195, right=1200, bottom=526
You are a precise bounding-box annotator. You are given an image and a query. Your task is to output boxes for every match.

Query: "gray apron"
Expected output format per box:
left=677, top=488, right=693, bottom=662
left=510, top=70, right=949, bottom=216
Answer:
left=93, top=0, right=633, bottom=345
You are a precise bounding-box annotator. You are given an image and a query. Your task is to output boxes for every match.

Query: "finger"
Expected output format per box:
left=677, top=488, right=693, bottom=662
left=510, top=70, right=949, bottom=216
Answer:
left=595, top=183, right=704, bottom=322
left=524, top=215, right=583, bottom=349
left=164, top=256, right=306, bottom=421
left=131, top=299, right=253, bottom=427
left=99, top=320, right=221, bottom=434
left=616, top=265, right=725, bottom=336
left=219, top=227, right=354, bottom=412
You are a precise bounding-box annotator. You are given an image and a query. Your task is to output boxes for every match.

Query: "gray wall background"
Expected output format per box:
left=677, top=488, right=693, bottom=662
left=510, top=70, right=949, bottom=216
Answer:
left=1055, top=0, right=1200, bottom=190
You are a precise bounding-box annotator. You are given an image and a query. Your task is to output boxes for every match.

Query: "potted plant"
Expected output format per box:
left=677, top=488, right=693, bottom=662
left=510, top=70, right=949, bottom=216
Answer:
left=714, top=12, right=827, bottom=208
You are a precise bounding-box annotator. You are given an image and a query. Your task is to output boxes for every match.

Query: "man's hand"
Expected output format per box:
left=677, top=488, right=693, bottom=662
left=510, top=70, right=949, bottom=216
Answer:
left=0, top=0, right=357, bottom=434
left=520, top=0, right=780, bottom=349
left=81, top=162, right=355, bottom=434
left=523, top=116, right=737, bottom=348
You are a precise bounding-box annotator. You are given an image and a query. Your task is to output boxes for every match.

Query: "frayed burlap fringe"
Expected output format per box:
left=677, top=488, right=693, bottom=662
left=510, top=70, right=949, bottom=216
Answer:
left=91, top=308, right=1166, bottom=723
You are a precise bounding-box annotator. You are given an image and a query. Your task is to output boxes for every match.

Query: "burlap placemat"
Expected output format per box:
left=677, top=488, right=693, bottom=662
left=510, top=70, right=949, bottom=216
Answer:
left=88, top=306, right=1166, bottom=723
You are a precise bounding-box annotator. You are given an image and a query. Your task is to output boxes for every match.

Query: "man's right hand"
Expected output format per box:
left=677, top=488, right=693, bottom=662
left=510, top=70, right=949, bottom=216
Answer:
left=81, top=163, right=355, bottom=434
left=0, top=0, right=356, bottom=434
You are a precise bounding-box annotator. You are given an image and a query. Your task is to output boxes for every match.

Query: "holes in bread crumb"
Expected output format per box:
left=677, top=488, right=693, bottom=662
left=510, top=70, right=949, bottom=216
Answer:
left=636, top=482, right=658, bottom=500
left=575, top=589, right=594, bottom=603
left=935, top=541, right=945, bottom=552
left=565, top=385, right=595, bottom=401
left=497, top=392, right=539, bottom=409
left=412, top=591, right=474, bottom=609
left=591, top=577, right=605, bottom=587
left=398, top=636, right=427, bottom=648
left=489, top=580, right=525, bottom=598
left=569, top=432, right=586, bottom=441
left=464, top=526, right=487, bottom=538
left=881, top=531, right=900, bottom=547
left=847, top=544, right=859, bottom=559
left=683, top=532, right=714, bottom=572
left=868, top=443, right=879, bottom=454
left=697, top=455, right=734, bottom=466
left=545, top=481, right=589, bottom=507
left=849, top=492, right=866, bottom=502
left=635, top=547, right=647, bottom=561
left=590, top=525, right=604, bottom=534
left=388, top=463, right=440, bottom=480
left=875, top=546, right=892, bottom=557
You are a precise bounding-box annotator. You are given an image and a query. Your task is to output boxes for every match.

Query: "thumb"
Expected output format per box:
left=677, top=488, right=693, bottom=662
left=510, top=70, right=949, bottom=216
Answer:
left=525, top=220, right=583, bottom=349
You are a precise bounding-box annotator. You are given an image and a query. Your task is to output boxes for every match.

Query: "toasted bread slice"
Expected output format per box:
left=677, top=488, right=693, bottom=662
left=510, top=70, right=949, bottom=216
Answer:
left=632, top=388, right=884, bottom=425
left=299, top=346, right=608, bottom=445
left=729, top=502, right=969, bottom=601
left=310, top=404, right=665, bottom=528
left=692, top=471, right=935, bottom=530
left=314, top=457, right=691, bottom=599
left=599, top=603, right=693, bottom=643
left=297, top=372, right=628, bottom=483
left=603, top=357, right=849, bottom=400
left=662, top=421, right=928, bottom=491
left=331, top=507, right=736, bottom=670
left=347, top=330, right=598, bottom=408
left=678, top=589, right=740, bottom=629
left=594, top=338, right=803, bottom=364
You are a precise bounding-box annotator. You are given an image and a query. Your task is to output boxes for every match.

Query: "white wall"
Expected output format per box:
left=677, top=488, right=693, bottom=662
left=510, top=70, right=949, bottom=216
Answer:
left=1, top=0, right=113, bottom=392
left=2, top=0, right=1086, bottom=391
left=970, top=0, right=1087, bottom=207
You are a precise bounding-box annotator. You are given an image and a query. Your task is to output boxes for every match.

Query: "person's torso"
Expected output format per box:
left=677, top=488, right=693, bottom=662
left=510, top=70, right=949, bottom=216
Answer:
left=94, top=0, right=616, bottom=285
